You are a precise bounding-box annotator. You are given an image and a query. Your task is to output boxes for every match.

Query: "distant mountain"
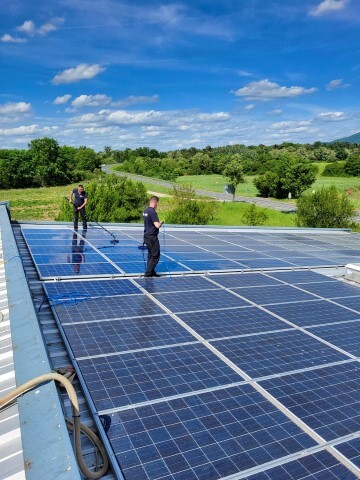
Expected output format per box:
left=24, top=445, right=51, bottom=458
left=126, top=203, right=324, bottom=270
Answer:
left=333, top=132, right=360, bottom=144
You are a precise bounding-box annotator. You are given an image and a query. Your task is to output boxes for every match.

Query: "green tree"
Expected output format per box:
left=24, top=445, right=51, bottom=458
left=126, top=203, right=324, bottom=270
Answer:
left=344, top=152, right=360, bottom=176
left=29, top=137, right=70, bottom=186
left=74, top=147, right=101, bottom=172
left=296, top=186, right=356, bottom=228
left=223, top=158, right=245, bottom=201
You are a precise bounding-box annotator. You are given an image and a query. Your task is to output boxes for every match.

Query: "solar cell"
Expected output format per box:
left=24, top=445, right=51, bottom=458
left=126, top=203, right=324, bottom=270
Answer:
left=153, top=289, right=251, bottom=313
left=239, top=259, right=296, bottom=269
left=233, top=284, right=317, bottom=305
left=307, top=320, right=360, bottom=356
left=177, top=307, right=289, bottom=339
left=33, top=253, right=105, bottom=264
left=243, top=450, right=358, bottom=479
left=266, top=300, right=360, bottom=327
left=104, top=384, right=316, bottom=480
left=62, top=315, right=196, bottom=357
left=211, top=330, right=348, bottom=378
left=78, top=344, right=242, bottom=410
left=259, top=362, right=360, bottom=441
left=53, top=294, right=165, bottom=324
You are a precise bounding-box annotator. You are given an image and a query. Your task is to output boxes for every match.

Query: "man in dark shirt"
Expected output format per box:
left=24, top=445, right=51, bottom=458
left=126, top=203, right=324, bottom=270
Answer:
left=143, top=195, right=164, bottom=277
left=69, top=184, right=88, bottom=230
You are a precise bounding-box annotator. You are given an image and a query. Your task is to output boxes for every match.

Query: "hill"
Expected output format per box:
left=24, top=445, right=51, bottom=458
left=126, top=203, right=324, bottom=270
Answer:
left=333, top=132, right=360, bottom=144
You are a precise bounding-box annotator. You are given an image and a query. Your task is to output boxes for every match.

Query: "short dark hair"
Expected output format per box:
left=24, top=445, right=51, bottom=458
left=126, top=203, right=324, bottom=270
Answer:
left=150, top=195, right=159, bottom=202
left=78, top=184, right=84, bottom=188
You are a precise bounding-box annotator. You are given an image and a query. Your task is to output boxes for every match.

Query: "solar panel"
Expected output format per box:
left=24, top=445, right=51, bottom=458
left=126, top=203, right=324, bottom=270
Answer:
left=103, top=384, right=317, bottom=480
left=239, top=259, right=296, bottom=269
left=243, top=450, right=359, bottom=479
left=308, top=321, right=360, bottom=356
left=78, top=344, right=242, bottom=411
left=211, top=330, right=348, bottom=378
left=209, top=272, right=282, bottom=288
left=298, top=281, right=360, bottom=299
left=233, top=284, right=317, bottom=305
left=335, top=438, right=360, bottom=470
left=177, top=307, right=290, bottom=339
left=136, top=275, right=219, bottom=294
left=259, top=362, right=360, bottom=441
left=53, top=294, right=165, bottom=324
left=44, top=278, right=141, bottom=298
left=332, top=296, right=360, bottom=312
left=265, top=270, right=336, bottom=284
left=152, top=289, right=251, bottom=313
left=37, top=262, right=121, bottom=279
left=178, top=259, right=244, bottom=271
left=62, top=315, right=196, bottom=357
left=266, top=300, right=360, bottom=327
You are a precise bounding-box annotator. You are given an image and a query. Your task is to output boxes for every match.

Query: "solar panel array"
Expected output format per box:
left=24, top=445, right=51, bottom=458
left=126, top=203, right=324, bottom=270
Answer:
left=22, top=225, right=360, bottom=279
left=42, top=263, right=360, bottom=479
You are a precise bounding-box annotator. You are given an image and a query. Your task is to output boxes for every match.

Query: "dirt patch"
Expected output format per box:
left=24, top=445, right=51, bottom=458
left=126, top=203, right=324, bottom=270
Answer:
left=147, top=191, right=172, bottom=198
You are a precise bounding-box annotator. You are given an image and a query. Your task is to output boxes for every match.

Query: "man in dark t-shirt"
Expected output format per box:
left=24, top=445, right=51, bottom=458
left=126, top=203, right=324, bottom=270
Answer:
left=143, top=195, right=164, bottom=277
left=69, top=184, right=88, bottom=230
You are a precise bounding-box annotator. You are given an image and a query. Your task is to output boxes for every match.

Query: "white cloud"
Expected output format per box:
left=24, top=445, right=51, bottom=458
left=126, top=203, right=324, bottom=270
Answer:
left=326, top=78, right=351, bottom=90
left=0, top=102, right=31, bottom=115
left=0, top=34, right=27, bottom=43
left=52, top=64, right=105, bottom=85
left=267, top=109, right=283, bottom=116
left=309, top=0, right=349, bottom=16
left=72, top=94, right=112, bottom=107
left=237, top=70, right=253, bottom=77
left=315, top=111, right=348, bottom=121
left=108, top=110, right=164, bottom=125
left=16, top=20, right=36, bottom=35
left=245, top=104, right=255, bottom=110
left=16, top=17, right=64, bottom=36
left=270, top=120, right=312, bottom=130
left=233, top=79, right=317, bottom=100
left=113, top=95, right=159, bottom=107
left=53, top=94, right=72, bottom=105
left=0, top=124, right=38, bottom=136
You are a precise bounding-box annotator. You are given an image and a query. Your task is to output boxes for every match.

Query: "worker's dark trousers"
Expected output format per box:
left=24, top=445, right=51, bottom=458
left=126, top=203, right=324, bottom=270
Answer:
left=73, top=206, right=87, bottom=229
left=144, top=235, right=160, bottom=275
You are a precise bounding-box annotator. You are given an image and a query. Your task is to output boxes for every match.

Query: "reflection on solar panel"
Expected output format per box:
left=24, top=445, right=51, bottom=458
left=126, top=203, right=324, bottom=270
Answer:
left=35, top=224, right=360, bottom=479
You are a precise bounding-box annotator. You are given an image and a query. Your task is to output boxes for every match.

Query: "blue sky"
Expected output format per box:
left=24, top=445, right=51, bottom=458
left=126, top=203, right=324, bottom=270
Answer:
left=1, top=0, right=359, bottom=151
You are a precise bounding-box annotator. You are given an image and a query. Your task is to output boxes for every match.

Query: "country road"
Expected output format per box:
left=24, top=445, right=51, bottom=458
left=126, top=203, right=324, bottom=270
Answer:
left=104, top=167, right=297, bottom=213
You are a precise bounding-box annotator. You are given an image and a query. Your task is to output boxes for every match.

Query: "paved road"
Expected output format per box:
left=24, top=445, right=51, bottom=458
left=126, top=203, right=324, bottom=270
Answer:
left=105, top=167, right=297, bottom=213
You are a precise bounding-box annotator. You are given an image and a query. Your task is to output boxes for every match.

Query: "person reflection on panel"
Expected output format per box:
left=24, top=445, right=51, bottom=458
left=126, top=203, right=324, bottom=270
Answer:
left=67, top=230, right=86, bottom=274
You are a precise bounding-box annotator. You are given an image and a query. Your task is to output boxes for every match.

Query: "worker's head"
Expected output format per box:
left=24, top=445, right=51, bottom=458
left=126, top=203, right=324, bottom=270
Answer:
left=149, top=195, right=159, bottom=208
left=78, top=184, right=84, bottom=193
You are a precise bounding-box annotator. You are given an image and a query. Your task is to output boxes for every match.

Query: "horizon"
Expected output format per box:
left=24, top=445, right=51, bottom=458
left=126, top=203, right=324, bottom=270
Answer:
left=1, top=0, right=359, bottom=151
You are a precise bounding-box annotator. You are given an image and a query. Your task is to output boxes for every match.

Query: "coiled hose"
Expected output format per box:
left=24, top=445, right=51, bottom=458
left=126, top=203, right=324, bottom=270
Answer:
left=0, top=372, right=109, bottom=479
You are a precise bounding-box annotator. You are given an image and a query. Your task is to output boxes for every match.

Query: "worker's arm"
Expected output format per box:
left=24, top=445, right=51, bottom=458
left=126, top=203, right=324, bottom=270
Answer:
left=154, top=220, right=164, bottom=229
left=69, top=191, right=73, bottom=203
left=78, top=197, right=88, bottom=210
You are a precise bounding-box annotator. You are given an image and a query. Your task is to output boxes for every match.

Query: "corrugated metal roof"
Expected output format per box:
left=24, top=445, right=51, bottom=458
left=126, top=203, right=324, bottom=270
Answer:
left=0, top=228, right=25, bottom=480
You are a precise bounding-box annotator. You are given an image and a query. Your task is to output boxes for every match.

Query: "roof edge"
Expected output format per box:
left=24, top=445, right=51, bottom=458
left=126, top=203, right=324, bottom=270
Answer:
left=0, top=206, right=81, bottom=480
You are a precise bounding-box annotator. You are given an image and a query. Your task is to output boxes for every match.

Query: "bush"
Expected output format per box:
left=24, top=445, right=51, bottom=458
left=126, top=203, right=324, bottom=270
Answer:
left=322, top=162, right=346, bottom=177
left=296, top=186, right=356, bottom=228
left=242, top=203, right=268, bottom=226
left=166, top=184, right=217, bottom=225
left=56, top=174, right=148, bottom=223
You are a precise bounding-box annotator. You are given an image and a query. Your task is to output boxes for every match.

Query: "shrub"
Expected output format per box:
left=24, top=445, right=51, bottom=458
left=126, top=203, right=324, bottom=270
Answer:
left=322, top=162, right=346, bottom=177
left=166, top=184, right=217, bottom=225
left=242, top=203, right=268, bottom=226
left=56, top=174, right=148, bottom=223
left=296, top=186, right=356, bottom=228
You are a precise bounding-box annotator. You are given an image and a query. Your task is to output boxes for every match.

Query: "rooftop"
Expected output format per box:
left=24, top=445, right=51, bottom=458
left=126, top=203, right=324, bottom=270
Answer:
left=1, top=204, right=360, bottom=480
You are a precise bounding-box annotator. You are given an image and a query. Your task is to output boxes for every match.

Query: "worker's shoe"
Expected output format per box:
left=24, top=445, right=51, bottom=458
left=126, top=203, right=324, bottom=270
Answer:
left=151, top=272, right=161, bottom=277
